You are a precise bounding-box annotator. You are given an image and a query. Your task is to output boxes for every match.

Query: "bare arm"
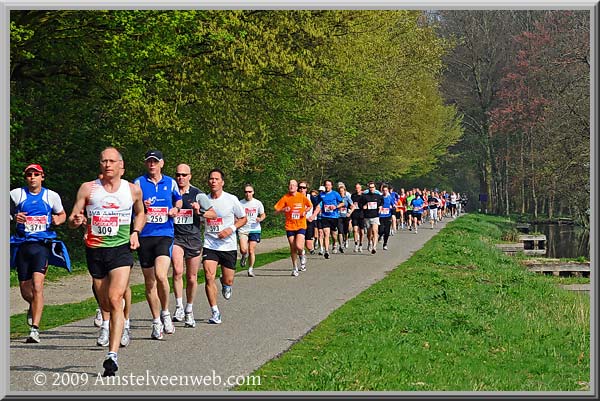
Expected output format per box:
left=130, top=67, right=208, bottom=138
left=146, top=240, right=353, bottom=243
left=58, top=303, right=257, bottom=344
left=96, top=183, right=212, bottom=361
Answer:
left=129, top=183, right=146, bottom=250
left=68, top=182, right=92, bottom=229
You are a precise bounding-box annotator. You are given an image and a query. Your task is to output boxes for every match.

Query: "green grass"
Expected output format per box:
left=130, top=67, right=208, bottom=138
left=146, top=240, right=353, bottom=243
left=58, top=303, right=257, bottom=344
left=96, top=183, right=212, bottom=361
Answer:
left=9, top=229, right=287, bottom=288
left=235, top=214, right=590, bottom=391
left=10, top=248, right=290, bottom=339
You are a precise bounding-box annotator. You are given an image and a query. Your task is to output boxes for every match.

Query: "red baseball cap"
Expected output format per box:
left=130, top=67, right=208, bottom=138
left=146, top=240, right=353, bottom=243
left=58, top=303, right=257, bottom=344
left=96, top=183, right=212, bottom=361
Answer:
left=23, top=164, right=44, bottom=174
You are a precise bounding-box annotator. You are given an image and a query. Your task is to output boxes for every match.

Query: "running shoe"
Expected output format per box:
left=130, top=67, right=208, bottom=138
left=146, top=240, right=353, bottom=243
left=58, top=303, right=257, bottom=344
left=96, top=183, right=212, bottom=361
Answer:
left=93, top=308, right=102, bottom=328
left=173, top=306, right=185, bottom=322
left=300, top=254, right=307, bottom=271
left=151, top=321, right=164, bottom=340
left=222, top=284, right=232, bottom=300
left=291, top=269, right=299, bottom=277
left=383, top=245, right=388, bottom=250
left=354, top=244, right=359, bottom=252
left=367, top=243, right=372, bottom=252
left=240, top=254, right=248, bottom=267
left=184, top=312, right=196, bottom=328
left=248, top=267, right=255, bottom=277
left=26, top=327, right=40, bottom=344
left=318, top=248, right=324, bottom=256
left=339, top=246, right=344, bottom=254
left=309, top=249, right=316, bottom=255
left=162, top=312, right=175, bottom=334
left=27, top=305, right=33, bottom=327
left=324, top=251, right=330, bottom=259
left=97, top=327, right=109, bottom=347
left=415, top=228, right=418, bottom=234
left=208, top=310, right=222, bottom=324
left=332, top=247, right=338, bottom=254
left=344, top=240, right=349, bottom=249
left=120, top=328, right=131, bottom=347
left=358, top=245, right=363, bottom=253
left=102, top=355, right=118, bottom=377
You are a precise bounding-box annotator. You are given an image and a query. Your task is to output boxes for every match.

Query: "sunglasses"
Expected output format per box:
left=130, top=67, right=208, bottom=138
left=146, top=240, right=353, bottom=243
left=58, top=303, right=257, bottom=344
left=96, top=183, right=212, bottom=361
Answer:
left=25, top=172, right=42, bottom=177
left=245, top=190, right=253, bottom=193
left=298, top=186, right=307, bottom=189
left=175, top=173, right=189, bottom=177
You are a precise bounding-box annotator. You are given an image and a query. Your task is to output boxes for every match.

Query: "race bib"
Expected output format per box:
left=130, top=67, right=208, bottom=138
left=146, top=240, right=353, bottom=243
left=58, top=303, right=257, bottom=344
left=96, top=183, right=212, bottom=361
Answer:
left=245, top=207, right=258, bottom=223
left=91, top=215, right=119, bottom=236
left=368, top=202, right=378, bottom=210
left=206, top=217, right=224, bottom=233
left=340, top=207, right=347, bottom=214
left=147, top=206, right=168, bottom=224
left=174, top=209, right=193, bottom=225
left=324, top=204, right=336, bottom=212
left=24, top=215, right=47, bottom=233
left=381, top=208, right=390, bottom=215
left=291, top=209, right=301, bottom=220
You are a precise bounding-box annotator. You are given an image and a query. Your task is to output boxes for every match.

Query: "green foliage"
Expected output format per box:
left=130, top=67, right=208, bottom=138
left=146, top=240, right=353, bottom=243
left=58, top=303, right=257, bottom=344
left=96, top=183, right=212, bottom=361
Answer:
left=10, top=10, right=463, bottom=248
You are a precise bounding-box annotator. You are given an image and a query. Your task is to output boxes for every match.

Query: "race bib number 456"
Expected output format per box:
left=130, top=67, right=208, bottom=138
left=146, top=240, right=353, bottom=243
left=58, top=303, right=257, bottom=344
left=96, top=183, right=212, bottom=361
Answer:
left=147, top=206, right=168, bottom=224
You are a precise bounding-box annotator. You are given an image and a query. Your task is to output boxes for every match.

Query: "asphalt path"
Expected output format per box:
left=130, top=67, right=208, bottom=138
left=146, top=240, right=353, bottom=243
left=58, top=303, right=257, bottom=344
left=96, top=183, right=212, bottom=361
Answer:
left=10, top=219, right=448, bottom=393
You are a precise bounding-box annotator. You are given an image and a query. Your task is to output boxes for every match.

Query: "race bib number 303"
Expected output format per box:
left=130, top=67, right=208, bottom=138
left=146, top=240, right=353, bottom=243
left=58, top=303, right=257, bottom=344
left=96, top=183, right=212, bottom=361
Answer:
left=147, top=206, right=168, bottom=224
left=24, top=215, right=47, bottom=233
left=206, top=217, right=224, bottom=233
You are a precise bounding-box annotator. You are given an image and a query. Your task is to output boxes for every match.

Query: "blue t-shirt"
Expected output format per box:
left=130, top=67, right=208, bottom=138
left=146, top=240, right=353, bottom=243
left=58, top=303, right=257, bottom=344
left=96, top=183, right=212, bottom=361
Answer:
left=134, top=174, right=182, bottom=237
left=319, top=190, right=342, bottom=219
left=379, top=194, right=394, bottom=218
left=411, top=197, right=425, bottom=214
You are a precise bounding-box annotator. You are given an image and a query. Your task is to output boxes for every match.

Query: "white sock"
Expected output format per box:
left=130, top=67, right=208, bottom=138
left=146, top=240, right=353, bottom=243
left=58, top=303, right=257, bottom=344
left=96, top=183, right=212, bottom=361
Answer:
left=101, top=320, right=109, bottom=330
left=211, top=305, right=219, bottom=313
left=152, top=317, right=161, bottom=324
left=161, top=310, right=169, bottom=317
left=176, top=298, right=183, bottom=308
left=185, top=303, right=193, bottom=313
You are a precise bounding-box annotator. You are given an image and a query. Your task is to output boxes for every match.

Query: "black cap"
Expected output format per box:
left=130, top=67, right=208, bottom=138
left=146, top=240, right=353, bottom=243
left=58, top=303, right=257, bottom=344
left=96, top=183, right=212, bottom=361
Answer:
left=144, top=150, right=163, bottom=161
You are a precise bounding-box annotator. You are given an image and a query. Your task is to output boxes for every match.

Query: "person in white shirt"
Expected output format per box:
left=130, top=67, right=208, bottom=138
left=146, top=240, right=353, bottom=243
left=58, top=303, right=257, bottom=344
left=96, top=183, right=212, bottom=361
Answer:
left=238, top=184, right=266, bottom=277
left=201, top=169, right=247, bottom=324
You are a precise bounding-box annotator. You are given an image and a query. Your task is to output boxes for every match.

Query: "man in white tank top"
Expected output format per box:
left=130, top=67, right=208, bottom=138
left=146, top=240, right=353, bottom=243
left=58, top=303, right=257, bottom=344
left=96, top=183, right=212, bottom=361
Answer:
left=68, top=147, right=146, bottom=377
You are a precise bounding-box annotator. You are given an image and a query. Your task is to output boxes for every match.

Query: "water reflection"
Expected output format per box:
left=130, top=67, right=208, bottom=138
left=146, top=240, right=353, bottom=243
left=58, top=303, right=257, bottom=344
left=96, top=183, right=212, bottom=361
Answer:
left=532, top=224, right=590, bottom=259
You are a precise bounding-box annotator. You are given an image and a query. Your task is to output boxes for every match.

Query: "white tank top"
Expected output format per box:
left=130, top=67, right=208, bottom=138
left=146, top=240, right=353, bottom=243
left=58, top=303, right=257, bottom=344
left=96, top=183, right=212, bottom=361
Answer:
left=85, top=179, right=133, bottom=248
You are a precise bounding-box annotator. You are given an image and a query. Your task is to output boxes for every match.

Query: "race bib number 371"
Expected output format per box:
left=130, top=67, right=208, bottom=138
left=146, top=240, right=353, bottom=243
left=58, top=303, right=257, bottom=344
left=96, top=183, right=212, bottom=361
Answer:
left=24, top=215, right=47, bottom=233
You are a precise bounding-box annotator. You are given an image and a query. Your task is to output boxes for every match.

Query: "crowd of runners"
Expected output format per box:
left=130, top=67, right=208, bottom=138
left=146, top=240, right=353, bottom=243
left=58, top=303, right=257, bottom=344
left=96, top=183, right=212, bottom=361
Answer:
left=9, top=147, right=465, bottom=377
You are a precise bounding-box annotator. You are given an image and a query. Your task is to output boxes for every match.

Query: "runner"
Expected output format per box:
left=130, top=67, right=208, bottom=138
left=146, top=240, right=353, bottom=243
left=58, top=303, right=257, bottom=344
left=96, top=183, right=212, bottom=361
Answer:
left=171, top=163, right=216, bottom=328
left=361, top=181, right=383, bottom=254
left=134, top=150, right=183, bottom=339
left=351, top=183, right=365, bottom=252
left=274, top=179, right=314, bottom=276
left=427, top=191, right=439, bottom=229
left=336, top=182, right=353, bottom=252
left=239, top=183, right=266, bottom=277
left=68, top=147, right=145, bottom=377
left=318, top=180, right=343, bottom=259
left=410, top=192, right=425, bottom=234
left=10, top=163, right=69, bottom=344
left=316, top=185, right=325, bottom=255
left=202, top=169, right=247, bottom=324
left=377, top=184, right=394, bottom=250
left=310, top=187, right=324, bottom=255
left=405, top=190, right=415, bottom=231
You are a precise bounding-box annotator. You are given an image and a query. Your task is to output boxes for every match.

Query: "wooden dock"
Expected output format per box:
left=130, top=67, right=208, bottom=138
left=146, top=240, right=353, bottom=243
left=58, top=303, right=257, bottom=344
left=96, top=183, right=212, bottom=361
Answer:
left=495, top=242, right=546, bottom=256
left=518, top=234, right=546, bottom=251
left=521, top=259, right=591, bottom=277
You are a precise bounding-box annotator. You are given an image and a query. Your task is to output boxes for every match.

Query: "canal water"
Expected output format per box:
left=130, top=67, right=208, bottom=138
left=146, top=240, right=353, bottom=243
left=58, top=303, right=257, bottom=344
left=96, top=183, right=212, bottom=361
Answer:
left=532, top=223, right=590, bottom=259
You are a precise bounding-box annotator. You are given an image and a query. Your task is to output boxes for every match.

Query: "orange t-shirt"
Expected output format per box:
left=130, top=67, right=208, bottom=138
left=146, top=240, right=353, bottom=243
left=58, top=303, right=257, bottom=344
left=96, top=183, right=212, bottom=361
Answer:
left=274, top=192, right=312, bottom=231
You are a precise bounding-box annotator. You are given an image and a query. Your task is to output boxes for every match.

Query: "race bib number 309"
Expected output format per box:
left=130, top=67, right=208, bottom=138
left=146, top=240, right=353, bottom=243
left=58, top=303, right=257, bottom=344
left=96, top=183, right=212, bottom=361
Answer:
left=91, top=215, right=119, bottom=236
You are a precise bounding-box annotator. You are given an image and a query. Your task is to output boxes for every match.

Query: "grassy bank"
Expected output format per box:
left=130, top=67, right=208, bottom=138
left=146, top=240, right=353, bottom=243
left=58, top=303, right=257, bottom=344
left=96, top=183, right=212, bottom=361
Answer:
left=236, top=214, right=590, bottom=391
left=10, top=248, right=290, bottom=338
